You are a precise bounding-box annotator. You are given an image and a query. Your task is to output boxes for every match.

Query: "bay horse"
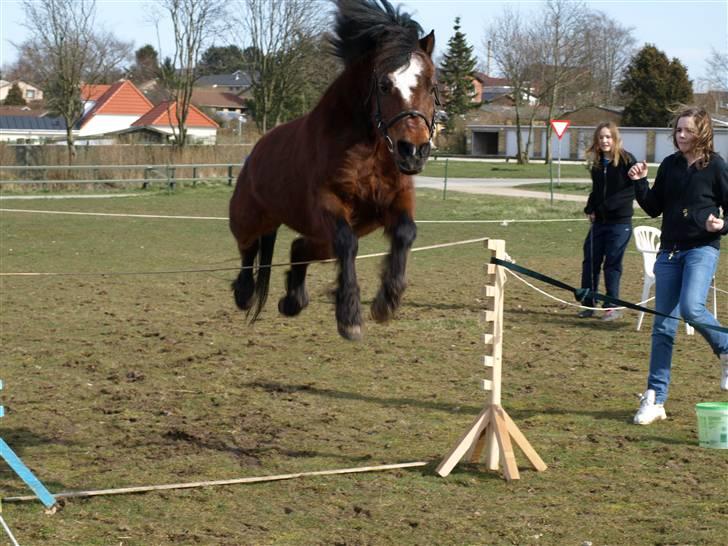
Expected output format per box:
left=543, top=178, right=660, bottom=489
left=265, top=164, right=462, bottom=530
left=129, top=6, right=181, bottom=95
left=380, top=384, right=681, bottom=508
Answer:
left=229, top=0, right=438, bottom=340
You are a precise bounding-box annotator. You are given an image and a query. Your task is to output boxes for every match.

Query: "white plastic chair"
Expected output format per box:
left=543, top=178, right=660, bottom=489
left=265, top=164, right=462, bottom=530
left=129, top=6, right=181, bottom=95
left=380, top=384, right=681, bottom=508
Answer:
left=633, top=225, right=717, bottom=335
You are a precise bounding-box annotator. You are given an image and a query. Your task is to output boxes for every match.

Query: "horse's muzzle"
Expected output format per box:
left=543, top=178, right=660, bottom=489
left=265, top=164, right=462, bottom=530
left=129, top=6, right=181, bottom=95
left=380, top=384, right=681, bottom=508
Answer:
left=396, top=140, right=431, bottom=174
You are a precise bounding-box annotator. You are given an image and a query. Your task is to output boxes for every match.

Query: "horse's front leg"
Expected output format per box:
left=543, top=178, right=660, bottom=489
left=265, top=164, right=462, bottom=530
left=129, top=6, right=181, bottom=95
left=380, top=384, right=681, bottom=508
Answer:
left=371, top=212, right=417, bottom=322
left=333, top=218, right=362, bottom=340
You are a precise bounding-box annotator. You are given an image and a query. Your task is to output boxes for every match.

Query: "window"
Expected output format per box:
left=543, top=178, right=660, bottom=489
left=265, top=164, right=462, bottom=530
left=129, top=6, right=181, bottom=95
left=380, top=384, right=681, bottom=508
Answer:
left=25, top=89, right=35, bottom=99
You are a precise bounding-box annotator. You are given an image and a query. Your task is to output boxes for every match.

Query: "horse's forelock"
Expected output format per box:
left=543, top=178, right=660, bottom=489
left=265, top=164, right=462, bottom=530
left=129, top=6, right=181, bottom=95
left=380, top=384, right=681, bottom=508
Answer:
left=330, top=0, right=423, bottom=70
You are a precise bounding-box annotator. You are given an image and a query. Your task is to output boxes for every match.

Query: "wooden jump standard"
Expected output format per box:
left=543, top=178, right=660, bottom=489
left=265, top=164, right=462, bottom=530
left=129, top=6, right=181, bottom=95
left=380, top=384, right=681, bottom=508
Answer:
left=436, top=239, right=547, bottom=481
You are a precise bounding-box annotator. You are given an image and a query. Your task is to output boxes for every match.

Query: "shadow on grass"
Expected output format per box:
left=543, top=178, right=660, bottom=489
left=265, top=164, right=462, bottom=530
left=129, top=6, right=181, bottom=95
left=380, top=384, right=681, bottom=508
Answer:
left=245, top=381, right=653, bottom=428
left=0, top=427, right=71, bottom=495
left=1, top=427, right=73, bottom=453
left=160, top=427, right=378, bottom=465
left=247, top=380, right=482, bottom=415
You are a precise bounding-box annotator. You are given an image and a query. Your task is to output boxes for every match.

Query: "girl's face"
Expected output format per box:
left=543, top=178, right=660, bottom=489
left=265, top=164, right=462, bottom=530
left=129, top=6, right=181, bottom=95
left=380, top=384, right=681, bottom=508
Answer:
left=675, top=116, right=697, bottom=154
left=597, top=127, right=613, bottom=154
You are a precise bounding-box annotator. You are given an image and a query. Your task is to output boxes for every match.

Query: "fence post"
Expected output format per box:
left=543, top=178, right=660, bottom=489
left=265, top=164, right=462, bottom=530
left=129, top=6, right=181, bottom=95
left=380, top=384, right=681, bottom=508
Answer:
left=443, top=158, right=449, bottom=200
left=167, top=166, right=176, bottom=191
left=227, top=165, right=233, bottom=186
left=143, top=167, right=150, bottom=189
left=192, top=166, right=198, bottom=187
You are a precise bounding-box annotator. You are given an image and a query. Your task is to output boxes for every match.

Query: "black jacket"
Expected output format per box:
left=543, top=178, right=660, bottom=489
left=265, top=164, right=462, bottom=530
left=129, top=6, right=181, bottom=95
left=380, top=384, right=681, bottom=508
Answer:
left=584, top=151, right=637, bottom=224
left=634, top=152, right=728, bottom=251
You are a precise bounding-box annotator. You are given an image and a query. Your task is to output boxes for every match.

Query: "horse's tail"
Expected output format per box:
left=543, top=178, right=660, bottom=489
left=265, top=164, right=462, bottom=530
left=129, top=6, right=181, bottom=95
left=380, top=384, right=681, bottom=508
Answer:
left=249, top=229, right=278, bottom=323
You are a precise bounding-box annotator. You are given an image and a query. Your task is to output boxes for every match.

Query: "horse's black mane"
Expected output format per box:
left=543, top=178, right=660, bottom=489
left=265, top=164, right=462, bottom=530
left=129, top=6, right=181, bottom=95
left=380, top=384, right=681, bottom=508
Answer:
left=330, top=0, right=423, bottom=73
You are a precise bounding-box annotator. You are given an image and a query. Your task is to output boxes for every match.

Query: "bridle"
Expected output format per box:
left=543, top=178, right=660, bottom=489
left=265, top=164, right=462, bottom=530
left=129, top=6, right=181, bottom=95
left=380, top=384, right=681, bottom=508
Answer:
left=371, top=70, right=441, bottom=153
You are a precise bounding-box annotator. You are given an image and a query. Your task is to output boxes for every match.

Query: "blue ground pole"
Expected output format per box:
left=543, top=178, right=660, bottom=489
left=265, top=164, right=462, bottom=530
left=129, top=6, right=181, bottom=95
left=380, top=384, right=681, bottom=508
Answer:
left=0, top=380, right=57, bottom=509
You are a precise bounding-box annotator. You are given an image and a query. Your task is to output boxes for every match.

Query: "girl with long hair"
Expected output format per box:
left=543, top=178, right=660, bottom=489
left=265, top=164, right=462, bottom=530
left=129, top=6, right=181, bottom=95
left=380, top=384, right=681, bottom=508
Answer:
left=629, top=106, right=728, bottom=425
left=578, top=122, right=637, bottom=320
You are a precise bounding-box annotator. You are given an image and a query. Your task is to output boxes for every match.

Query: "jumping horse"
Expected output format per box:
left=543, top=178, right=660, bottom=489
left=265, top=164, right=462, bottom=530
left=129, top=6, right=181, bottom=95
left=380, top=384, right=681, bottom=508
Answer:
left=229, top=0, right=438, bottom=340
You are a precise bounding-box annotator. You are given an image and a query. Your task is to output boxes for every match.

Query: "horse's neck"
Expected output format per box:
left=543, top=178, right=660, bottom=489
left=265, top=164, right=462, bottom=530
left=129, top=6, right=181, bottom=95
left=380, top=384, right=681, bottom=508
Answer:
left=312, top=63, right=373, bottom=143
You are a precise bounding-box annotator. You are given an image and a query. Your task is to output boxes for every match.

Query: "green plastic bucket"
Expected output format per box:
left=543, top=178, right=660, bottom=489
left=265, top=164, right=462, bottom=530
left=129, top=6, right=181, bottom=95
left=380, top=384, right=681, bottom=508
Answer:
left=695, top=402, right=728, bottom=449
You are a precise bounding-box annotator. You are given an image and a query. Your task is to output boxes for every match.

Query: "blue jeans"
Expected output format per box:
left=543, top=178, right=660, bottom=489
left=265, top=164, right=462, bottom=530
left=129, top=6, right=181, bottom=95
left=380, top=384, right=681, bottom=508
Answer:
left=580, top=223, right=632, bottom=307
left=648, top=246, right=728, bottom=403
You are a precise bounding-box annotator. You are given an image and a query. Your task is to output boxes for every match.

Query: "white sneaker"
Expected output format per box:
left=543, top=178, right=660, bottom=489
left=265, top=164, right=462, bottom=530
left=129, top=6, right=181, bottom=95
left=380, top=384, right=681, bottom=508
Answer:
left=602, top=308, right=623, bottom=321
left=633, top=389, right=666, bottom=425
left=720, top=354, right=728, bottom=391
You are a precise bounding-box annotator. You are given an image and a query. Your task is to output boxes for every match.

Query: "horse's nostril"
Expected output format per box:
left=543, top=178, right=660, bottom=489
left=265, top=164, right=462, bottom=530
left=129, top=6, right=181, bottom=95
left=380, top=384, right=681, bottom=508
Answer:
left=397, top=140, right=416, bottom=158
left=418, top=142, right=431, bottom=158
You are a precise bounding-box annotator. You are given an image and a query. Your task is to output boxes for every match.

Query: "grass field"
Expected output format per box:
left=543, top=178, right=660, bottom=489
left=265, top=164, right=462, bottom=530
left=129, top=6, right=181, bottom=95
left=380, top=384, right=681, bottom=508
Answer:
left=421, top=159, right=591, bottom=179
left=517, top=182, right=593, bottom=195
left=1, top=185, right=726, bottom=545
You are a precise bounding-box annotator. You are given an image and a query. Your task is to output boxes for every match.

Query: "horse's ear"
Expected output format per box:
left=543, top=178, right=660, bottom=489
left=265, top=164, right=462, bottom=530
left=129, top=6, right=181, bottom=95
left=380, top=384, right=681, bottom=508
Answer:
left=419, top=30, right=435, bottom=57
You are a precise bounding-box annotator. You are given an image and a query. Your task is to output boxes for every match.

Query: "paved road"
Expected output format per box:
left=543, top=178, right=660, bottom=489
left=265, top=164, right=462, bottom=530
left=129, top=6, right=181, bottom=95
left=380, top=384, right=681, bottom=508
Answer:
left=414, top=176, right=590, bottom=203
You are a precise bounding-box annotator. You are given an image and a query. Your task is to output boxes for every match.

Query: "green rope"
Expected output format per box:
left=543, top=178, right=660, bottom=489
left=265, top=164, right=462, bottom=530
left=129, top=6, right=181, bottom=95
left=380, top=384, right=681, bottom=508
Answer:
left=491, top=257, right=728, bottom=334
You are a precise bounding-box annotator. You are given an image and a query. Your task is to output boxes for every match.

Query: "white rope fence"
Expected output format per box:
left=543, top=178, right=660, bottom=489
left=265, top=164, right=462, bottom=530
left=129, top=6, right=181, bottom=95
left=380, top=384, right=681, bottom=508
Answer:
left=503, top=266, right=656, bottom=311
left=0, top=207, right=656, bottom=224
left=0, top=237, right=492, bottom=277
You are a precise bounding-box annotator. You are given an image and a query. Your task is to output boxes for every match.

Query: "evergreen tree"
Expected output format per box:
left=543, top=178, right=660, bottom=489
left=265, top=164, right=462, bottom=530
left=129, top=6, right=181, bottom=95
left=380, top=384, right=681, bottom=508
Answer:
left=197, top=45, right=247, bottom=76
left=3, top=82, right=27, bottom=106
left=439, top=17, right=477, bottom=125
left=130, top=45, right=160, bottom=82
left=619, top=44, right=693, bottom=127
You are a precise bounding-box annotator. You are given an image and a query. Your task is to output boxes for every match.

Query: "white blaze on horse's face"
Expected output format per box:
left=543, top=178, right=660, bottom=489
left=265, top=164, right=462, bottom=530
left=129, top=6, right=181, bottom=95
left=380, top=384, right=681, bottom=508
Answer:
left=390, top=55, right=423, bottom=106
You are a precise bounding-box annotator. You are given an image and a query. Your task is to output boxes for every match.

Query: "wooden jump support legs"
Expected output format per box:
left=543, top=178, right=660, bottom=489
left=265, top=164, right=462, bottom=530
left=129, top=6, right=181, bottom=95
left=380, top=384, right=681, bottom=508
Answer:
left=436, top=239, right=547, bottom=481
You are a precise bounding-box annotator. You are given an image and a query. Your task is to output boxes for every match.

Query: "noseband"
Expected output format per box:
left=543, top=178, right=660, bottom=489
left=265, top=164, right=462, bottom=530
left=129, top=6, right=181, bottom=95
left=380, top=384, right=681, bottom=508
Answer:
left=371, top=71, right=441, bottom=153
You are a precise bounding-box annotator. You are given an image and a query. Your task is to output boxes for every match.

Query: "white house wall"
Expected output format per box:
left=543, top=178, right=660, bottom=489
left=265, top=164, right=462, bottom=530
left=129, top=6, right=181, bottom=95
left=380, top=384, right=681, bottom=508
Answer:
left=548, top=132, right=571, bottom=160
left=505, top=129, right=534, bottom=158
left=654, top=131, right=674, bottom=162
left=79, top=114, right=145, bottom=137
left=0, top=81, right=43, bottom=102
left=0, top=130, right=70, bottom=143
left=715, top=132, right=728, bottom=158
left=471, top=125, right=728, bottom=161
left=620, top=129, right=646, bottom=161
left=148, top=125, right=217, bottom=144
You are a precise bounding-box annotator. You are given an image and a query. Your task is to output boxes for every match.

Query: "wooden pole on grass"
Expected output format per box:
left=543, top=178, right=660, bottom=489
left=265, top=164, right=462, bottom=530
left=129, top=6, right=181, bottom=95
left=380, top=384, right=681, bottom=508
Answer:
left=436, top=239, right=547, bottom=481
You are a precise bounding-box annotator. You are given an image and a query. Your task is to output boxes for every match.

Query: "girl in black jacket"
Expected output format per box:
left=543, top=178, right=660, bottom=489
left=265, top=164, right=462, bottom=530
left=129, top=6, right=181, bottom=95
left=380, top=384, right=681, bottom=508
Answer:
left=629, top=106, right=728, bottom=425
left=578, top=122, right=636, bottom=320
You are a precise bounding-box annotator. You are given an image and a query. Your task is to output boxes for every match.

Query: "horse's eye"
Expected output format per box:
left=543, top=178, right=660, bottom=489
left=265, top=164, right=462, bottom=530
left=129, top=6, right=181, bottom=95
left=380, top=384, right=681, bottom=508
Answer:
left=379, top=78, right=392, bottom=93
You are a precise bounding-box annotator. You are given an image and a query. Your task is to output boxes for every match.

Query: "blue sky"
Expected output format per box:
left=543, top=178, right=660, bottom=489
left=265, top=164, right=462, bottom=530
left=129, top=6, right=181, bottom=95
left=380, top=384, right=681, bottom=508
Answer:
left=1, top=0, right=726, bottom=88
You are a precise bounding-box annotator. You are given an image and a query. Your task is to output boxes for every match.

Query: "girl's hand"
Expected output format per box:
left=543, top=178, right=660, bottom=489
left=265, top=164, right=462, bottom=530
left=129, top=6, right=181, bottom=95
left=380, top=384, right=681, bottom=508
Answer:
left=628, top=161, right=648, bottom=180
left=706, top=214, right=725, bottom=233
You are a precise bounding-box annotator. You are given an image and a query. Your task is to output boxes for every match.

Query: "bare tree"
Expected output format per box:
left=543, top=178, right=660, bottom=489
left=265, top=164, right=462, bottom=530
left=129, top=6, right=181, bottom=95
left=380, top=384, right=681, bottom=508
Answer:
left=20, top=0, right=131, bottom=162
left=580, top=13, right=636, bottom=105
left=235, top=0, right=328, bottom=133
left=529, top=0, right=590, bottom=163
left=704, top=47, right=728, bottom=91
left=155, top=0, right=228, bottom=148
left=485, top=9, right=535, bottom=163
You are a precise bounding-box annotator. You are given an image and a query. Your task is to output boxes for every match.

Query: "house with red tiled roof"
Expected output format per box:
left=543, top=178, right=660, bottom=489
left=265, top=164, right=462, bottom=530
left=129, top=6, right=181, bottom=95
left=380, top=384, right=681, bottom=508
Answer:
left=81, top=84, right=112, bottom=102
left=129, top=100, right=218, bottom=143
left=78, top=80, right=154, bottom=137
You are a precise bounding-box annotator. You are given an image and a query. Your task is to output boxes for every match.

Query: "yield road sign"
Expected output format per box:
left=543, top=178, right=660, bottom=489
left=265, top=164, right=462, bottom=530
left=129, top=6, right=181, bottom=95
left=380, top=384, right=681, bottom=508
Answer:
left=550, top=119, right=570, bottom=139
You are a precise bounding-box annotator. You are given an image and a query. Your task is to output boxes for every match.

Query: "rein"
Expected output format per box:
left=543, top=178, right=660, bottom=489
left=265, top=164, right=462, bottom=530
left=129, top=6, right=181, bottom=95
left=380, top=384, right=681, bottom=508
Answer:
left=371, top=70, right=440, bottom=153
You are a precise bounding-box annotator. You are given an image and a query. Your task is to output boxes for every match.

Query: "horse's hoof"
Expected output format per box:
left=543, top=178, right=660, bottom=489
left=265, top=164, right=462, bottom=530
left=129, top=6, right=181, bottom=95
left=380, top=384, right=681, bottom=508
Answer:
left=370, top=297, right=393, bottom=323
left=278, top=296, right=302, bottom=316
left=337, top=323, right=362, bottom=341
left=232, top=279, right=254, bottom=310
left=234, top=291, right=254, bottom=311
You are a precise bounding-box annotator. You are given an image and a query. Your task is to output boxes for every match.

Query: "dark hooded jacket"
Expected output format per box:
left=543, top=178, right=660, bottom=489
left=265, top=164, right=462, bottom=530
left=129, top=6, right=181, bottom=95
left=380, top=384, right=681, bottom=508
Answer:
left=634, top=152, right=728, bottom=251
left=584, top=151, right=637, bottom=224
